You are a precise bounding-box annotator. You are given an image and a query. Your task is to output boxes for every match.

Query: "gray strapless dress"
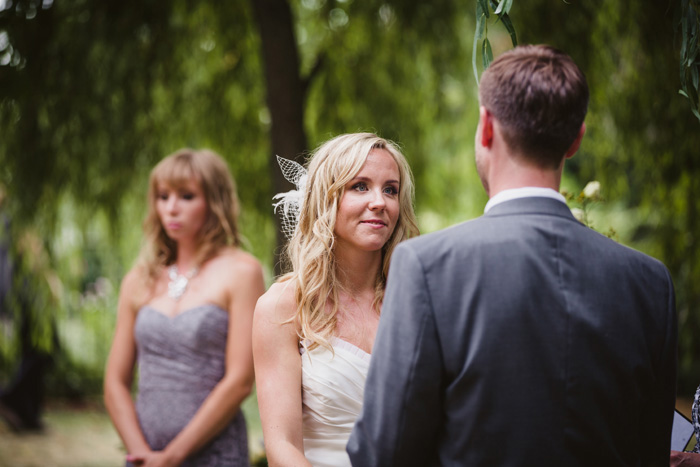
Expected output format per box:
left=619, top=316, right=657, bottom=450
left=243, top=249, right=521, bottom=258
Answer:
left=132, top=304, right=248, bottom=466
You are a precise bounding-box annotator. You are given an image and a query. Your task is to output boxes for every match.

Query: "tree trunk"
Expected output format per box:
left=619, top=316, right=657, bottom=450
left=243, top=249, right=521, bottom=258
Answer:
left=250, top=0, right=308, bottom=275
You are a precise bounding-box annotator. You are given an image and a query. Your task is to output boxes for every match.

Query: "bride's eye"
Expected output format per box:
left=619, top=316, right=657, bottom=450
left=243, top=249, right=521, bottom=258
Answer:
left=352, top=182, right=368, bottom=192
left=383, top=185, right=398, bottom=195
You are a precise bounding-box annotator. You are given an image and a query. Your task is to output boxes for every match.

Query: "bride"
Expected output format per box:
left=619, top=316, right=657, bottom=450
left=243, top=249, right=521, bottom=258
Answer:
left=253, top=133, right=419, bottom=466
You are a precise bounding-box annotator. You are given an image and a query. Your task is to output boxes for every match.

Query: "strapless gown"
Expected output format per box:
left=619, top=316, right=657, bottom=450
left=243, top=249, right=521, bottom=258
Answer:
left=301, top=337, right=371, bottom=467
left=132, top=305, right=248, bottom=466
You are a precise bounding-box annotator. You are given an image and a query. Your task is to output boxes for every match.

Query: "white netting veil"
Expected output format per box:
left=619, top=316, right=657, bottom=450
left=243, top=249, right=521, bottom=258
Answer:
left=272, top=155, right=308, bottom=240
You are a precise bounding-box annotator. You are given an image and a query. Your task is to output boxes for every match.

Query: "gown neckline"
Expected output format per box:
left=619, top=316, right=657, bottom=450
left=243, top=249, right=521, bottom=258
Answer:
left=139, top=303, right=227, bottom=320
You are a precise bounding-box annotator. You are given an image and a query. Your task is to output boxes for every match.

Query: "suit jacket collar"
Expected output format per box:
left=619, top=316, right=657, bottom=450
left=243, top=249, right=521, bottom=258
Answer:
left=484, top=196, right=578, bottom=223
left=484, top=187, right=566, bottom=213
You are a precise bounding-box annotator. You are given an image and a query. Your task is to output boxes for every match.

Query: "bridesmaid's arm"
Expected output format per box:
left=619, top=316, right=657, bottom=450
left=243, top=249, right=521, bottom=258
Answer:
left=158, top=253, right=265, bottom=465
left=104, top=268, right=153, bottom=459
left=253, top=281, right=312, bottom=467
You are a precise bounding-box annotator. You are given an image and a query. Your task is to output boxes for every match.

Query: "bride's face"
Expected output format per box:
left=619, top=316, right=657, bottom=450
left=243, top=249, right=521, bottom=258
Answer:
left=333, top=149, right=401, bottom=255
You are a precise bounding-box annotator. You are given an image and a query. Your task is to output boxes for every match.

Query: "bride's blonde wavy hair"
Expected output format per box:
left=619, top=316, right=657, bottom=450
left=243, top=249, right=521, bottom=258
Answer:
left=283, top=133, right=419, bottom=350
left=137, top=148, right=242, bottom=284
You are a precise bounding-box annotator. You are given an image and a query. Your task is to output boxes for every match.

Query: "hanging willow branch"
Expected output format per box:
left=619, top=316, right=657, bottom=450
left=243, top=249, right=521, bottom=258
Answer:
left=678, top=0, right=700, bottom=122
left=473, top=0, right=518, bottom=84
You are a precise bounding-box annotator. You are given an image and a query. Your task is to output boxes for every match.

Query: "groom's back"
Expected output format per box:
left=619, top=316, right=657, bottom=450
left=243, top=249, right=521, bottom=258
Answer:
left=416, top=197, right=676, bottom=466
left=348, top=45, right=676, bottom=467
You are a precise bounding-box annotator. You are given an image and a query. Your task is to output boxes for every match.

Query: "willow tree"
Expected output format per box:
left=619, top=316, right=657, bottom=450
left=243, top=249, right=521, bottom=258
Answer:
left=0, top=0, right=483, bottom=393
left=4, top=0, right=699, bottom=397
left=0, top=0, right=271, bottom=394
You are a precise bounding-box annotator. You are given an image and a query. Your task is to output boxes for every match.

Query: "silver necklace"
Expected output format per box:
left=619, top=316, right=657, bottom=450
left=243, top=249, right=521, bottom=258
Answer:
left=167, top=265, right=198, bottom=301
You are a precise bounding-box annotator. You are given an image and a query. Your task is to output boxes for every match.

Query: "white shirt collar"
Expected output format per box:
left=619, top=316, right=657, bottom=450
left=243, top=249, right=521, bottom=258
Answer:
left=484, top=187, right=566, bottom=213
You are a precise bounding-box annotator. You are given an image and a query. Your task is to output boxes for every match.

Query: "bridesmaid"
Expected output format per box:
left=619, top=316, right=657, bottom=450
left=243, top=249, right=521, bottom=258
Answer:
left=104, top=149, right=265, bottom=466
left=253, top=133, right=419, bottom=466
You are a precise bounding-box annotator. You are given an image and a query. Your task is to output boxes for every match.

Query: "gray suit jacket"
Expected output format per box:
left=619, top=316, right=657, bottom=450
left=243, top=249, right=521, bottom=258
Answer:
left=348, top=197, right=677, bottom=466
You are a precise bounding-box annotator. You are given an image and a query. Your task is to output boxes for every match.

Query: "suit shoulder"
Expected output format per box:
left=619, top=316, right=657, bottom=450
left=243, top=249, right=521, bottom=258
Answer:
left=575, top=228, right=673, bottom=289
left=397, top=218, right=481, bottom=255
left=587, top=229, right=667, bottom=268
left=615, top=239, right=670, bottom=277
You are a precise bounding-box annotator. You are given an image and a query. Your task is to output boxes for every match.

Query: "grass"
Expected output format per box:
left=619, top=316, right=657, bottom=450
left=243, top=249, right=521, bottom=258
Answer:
left=0, top=393, right=264, bottom=467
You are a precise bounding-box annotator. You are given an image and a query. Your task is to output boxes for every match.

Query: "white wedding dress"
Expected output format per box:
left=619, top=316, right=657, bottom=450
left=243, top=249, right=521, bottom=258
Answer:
left=300, top=337, right=371, bottom=467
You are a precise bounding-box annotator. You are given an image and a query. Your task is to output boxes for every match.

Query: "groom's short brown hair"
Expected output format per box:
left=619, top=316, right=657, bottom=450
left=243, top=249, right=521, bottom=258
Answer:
left=479, top=45, right=589, bottom=169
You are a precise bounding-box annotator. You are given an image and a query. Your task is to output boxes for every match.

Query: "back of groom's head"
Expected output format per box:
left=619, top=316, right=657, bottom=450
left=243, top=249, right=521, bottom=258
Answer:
left=479, top=45, right=589, bottom=169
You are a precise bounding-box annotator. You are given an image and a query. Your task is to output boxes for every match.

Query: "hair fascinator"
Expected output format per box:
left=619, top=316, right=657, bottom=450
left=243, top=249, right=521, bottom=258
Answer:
left=273, top=155, right=308, bottom=239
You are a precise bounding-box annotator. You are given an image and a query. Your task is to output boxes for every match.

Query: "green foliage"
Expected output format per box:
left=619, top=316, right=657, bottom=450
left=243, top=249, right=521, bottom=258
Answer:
left=473, top=0, right=517, bottom=83
left=0, top=0, right=490, bottom=395
left=678, top=0, right=700, bottom=121
left=0, top=0, right=276, bottom=391
left=563, top=181, right=618, bottom=241
left=298, top=0, right=488, bottom=229
left=0, top=0, right=272, bottom=254
left=46, top=281, right=118, bottom=399
left=1, top=0, right=699, bottom=398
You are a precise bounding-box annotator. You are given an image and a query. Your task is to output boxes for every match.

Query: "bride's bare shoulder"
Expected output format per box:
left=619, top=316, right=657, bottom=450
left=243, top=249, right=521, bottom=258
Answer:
left=253, top=281, right=297, bottom=342
left=255, top=277, right=298, bottom=324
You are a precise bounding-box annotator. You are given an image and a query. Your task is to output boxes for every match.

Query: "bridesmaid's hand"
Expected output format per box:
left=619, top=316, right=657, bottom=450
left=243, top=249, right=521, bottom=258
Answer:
left=125, top=452, right=146, bottom=465
left=126, top=450, right=183, bottom=467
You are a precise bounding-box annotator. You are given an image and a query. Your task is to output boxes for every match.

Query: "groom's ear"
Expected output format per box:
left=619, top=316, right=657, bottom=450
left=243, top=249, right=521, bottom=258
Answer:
left=479, top=106, right=494, bottom=149
left=564, top=123, right=586, bottom=159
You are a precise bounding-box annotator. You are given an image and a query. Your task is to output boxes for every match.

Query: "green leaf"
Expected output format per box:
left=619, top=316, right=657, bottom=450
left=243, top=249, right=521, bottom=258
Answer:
left=494, top=0, right=505, bottom=15
left=482, top=38, right=494, bottom=69
left=472, top=39, right=480, bottom=84
left=692, top=107, right=700, bottom=122
left=689, top=33, right=699, bottom=65
left=692, top=65, right=699, bottom=90
left=478, top=0, right=490, bottom=19
left=501, top=13, right=518, bottom=46
left=472, top=4, right=483, bottom=84
left=475, top=8, right=486, bottom=40
left=692, top=0, right=700, bottom=18
left=681, top=6, right=690, bottom=58
left=681, top=35, right=688, bottom=64
left=680, top=89, right=690, bottom=98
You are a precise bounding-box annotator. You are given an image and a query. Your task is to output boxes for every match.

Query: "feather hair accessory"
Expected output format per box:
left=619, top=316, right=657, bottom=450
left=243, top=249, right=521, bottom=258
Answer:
left=272, top=155, right=308, bottom=240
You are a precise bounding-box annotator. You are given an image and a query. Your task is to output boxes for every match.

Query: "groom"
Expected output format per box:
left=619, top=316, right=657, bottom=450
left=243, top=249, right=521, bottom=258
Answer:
left=348, top=45, right=677, bottom=466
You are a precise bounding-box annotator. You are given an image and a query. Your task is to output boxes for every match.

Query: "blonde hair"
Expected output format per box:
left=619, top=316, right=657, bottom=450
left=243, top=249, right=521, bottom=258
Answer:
left=284, top=133, right=419, bottom=350
left=138, top=148, right=242, bottom=283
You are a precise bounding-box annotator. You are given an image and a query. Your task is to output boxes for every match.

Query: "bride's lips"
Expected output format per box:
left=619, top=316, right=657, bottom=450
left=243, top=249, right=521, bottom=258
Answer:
left=361, top=219, right=387, bottom=228
left=166, top=222, right=182, bottom=230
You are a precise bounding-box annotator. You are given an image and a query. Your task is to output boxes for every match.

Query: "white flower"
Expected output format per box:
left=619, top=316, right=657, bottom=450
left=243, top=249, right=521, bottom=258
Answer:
left=583, top=181, right=601, bottom=199
left=571, top=207, right=585, bottom=223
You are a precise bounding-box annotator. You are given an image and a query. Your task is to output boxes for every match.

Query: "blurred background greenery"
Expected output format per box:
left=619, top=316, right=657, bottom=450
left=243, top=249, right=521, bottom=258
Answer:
left=0, top=0, right=699, bottom=461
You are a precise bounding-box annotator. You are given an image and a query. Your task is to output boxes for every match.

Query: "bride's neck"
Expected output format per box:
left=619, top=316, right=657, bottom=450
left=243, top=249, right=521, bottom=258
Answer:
left=334, top=244, right=382, bottom=291
left=336, top=262, right=380, bottom=296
